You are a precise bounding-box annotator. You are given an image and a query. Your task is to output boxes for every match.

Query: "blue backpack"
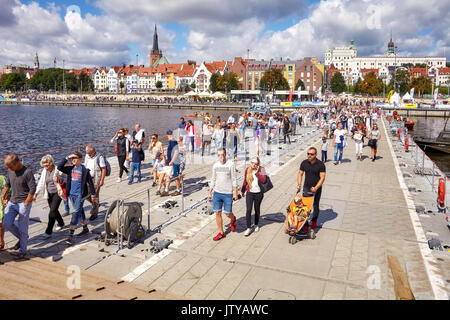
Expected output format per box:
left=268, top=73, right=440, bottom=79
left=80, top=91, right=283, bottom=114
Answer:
left=97, top=154, right=111, bottom=177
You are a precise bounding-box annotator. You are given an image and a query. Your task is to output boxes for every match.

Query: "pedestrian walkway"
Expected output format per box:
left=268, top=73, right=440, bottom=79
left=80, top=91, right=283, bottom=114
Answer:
left=1, top=119, right=448, bottom=300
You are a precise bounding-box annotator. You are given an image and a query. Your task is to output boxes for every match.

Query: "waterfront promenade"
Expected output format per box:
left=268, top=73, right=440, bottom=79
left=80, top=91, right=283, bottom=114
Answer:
left=1, top=120, right=449, bottom=300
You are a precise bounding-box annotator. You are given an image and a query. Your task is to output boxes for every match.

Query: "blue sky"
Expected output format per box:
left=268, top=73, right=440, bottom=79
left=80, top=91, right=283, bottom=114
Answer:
left=1, top=0, right=448, bottom=68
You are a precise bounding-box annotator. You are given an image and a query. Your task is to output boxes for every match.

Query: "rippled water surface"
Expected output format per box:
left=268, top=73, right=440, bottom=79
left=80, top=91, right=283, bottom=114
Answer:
left=0, top=104, right=231, bottom=175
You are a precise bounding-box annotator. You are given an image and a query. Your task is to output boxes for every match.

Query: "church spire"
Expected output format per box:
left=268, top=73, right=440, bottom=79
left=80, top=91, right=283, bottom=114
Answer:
left=152, top=24, right=159, bottom=54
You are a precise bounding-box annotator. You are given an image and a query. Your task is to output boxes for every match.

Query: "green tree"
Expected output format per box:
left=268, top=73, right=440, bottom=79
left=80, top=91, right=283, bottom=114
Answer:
left=190, top=82, right=196, bottom=89
left=330, top=72, right=346, bottom=93
left=354, top=78, right=362, bottom=94
left=119, top=81, right=125, bottom=93
left=209, top=73, right=219, bottom=92
left=259, top=68, right=289, bottom=92
left=409, top=76, right=431, bottom=97
left=295, top=79, right=305, bottom=90
left=216, top=72, right=238, bottom=92
left=0, top=73, right=27, bottom=91
left=358, top=72, right=383, bottom=96
left=155, top=81, right=163, bottom=89
left=78, top=73, right=94, bottom=92
left=388, top=69, right=410, bottom=94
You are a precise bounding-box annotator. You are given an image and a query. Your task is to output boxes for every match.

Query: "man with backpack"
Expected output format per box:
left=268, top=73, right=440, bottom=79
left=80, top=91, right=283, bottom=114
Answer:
left=84, top=144, right=108, bottom=221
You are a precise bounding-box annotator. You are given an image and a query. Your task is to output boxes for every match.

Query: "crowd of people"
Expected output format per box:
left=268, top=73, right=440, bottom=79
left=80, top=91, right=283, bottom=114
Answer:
left=0, top=99, right=383, bottom=257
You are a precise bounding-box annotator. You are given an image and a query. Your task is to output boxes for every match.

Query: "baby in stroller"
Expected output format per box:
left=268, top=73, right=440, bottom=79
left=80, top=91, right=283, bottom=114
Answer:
left=287, top=195, right=308, bottom=233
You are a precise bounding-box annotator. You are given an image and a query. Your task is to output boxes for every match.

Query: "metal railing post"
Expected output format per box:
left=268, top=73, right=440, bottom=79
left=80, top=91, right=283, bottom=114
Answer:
left=432, top=163, right=435, bottom=192
left=147, top=189, right=151, bottom=234
left=181, top=176, right=185, bottom=214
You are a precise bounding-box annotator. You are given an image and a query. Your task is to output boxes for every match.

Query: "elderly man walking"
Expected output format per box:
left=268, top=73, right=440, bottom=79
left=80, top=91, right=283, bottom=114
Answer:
left=1, top=154, right=36, bottom=259
left=84, top=144, right=106, bottom=221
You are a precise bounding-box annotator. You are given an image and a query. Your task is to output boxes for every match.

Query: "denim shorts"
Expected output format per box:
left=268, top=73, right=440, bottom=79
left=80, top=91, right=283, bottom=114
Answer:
left=212, top=192, right=233, bottom=214
left=172, top=163, right=180, bottom=178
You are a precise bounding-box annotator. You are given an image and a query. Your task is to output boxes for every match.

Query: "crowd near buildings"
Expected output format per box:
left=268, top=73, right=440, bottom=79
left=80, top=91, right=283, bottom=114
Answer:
left=1, top=27, right=449, bottom=97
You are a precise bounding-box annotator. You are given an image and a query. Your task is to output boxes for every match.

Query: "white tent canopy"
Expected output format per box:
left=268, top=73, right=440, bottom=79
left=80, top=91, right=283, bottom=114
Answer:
left=402, top=93, right=411, bottom=101
left=184, top=91, right=197, bottom=96
left=390, top=92, right=400, bottom=105
left=212, top=91, right=227, bottom=98
left=198, top=91, right=211, bottom=97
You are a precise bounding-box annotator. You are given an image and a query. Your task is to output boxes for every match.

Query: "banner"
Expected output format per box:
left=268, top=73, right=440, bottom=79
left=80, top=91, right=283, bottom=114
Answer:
left=289, top=87, right=293, bottom=102
left=410, top=88, right=414, bottom=103
left=433, top=87, right=439, bottom=104
left=387, top=90, right=394, bottom=103
left=281, top=102, right=292, bottom=106
left=403, top=103, right=417, bottom=109
left=317, top=86, right=322, bottom=101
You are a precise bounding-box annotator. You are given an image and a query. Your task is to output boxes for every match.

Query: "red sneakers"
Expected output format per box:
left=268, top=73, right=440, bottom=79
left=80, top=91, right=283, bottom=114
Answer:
left=230, top=219, right=236, bottom=232
left=311, top=221, right=317, bottom=229
left=213, top=232, right=226, bottom=241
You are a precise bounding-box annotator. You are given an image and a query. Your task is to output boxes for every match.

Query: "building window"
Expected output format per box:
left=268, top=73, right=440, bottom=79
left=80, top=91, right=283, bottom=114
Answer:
left=301, top=72, right=304, bottom=77
left=288, top=66, right=293, bottom=71
left=307, top=72, right=310, bottom=77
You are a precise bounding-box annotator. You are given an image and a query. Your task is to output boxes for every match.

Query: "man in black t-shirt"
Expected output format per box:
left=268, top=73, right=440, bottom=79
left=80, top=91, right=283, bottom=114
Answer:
left=298, top=147, right=326, bottom=230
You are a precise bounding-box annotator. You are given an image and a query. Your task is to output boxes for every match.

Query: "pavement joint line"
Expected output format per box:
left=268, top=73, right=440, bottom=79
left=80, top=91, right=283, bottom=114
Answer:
left=168, top=245, right=391, bottom=295
left=44, top=235, right=98, bottom=262
left=318, top=226, right=429, bottom=245
left=381, top=117, right=449, bottom=300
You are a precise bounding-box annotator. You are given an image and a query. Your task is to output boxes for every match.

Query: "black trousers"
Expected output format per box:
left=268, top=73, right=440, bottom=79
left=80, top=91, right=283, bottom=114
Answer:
left=311, top=188, right=322, bottom=222
left=283, top=131, right=291, bottom=144
left=45, top=192, right=64, bottom=235
left=246, top=192, right=264, bottom=228
left=117, top=155, right=128, bottom=178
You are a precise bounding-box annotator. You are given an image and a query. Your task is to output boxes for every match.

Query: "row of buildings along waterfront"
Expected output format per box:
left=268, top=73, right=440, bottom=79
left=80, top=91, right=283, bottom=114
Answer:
left=1, top=26, right=449, bottom=94
left=324, top=38, right=449, bottom=88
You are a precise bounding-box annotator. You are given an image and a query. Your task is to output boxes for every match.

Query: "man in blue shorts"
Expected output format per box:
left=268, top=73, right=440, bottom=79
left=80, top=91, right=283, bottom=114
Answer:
left=161, top=130, right=182, bottom=197
left=208, top=148, right=238, bottom=241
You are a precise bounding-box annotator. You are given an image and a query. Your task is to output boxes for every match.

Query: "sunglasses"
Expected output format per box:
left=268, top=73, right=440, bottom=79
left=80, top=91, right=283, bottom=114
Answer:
left=307, top=153, right=316, bottom=156
left=250, top=161, right=258, bottom=165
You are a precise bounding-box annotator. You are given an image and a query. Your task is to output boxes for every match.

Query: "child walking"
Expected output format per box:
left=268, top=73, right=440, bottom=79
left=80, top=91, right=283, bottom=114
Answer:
left=128, top=140, right=143, bottom=184
left=321, top=137, right=328, bottom=163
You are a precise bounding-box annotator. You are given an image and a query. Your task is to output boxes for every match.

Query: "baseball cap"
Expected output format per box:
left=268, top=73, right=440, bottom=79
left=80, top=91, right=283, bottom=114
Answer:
left=294, top=195, right=303, bottom=205
left=166, top=130, right=173, bottom=135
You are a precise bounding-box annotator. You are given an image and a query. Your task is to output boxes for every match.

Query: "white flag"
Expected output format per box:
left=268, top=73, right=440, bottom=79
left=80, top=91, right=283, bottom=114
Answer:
left=434, top=88, right=439, bottom=104
left=410, top=88, right=414, bottom=102
left=317, top=86, right=322, bottom=101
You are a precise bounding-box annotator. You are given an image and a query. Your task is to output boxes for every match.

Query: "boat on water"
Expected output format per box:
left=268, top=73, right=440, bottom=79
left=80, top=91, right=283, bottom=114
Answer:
left=414, top=118, right=450, bottom=154
left=245, top=101, right=271, bottom=115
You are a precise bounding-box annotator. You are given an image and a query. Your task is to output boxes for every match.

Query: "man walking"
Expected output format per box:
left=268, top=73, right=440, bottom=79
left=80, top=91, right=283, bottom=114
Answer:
left=84, top=144, right=106, bottom=221
left=1, top=154, right=36, bottom=259
left=208, top=148, right=238, bottom=241
left=57, top=151, right=96, bottom=245
left=297, top=147, right=326, bottom=231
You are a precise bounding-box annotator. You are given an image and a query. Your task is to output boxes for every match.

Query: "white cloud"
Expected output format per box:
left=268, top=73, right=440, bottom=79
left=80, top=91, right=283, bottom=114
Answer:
left=0, top=0, right=448, bottom=69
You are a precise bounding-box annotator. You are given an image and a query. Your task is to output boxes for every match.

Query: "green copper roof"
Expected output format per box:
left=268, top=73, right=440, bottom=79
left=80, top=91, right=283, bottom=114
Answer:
left=152, top=56, right=170, bottom=67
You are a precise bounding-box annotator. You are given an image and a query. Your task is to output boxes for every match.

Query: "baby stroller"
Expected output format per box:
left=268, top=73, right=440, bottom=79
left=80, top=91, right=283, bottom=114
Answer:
left=285, top=191, right=316, bottom=244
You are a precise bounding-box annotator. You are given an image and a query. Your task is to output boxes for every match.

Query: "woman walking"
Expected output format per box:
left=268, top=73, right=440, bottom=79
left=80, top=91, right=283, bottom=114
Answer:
left=34, top=155, right=65, bottom=238
left=241, top=157, right=267, bottom=236
left=148, top=134, right=164, bottom=186
left=353, top=123, right=365, bottom=161
left=201, top=119, right=213, bottom=156
left=111, top=128, right=129, bottom=182
left=186, top=120, right=196, bottom=153
left=227, top=123, right=240, bottom=160
left=368, top=123, right=381, bottom=162
left=212, top=123, right=224, bottom=153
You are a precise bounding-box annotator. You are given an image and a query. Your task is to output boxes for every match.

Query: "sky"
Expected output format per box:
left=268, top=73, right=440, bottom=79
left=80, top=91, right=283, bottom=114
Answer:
left=0, top=0, right=449, bottom=69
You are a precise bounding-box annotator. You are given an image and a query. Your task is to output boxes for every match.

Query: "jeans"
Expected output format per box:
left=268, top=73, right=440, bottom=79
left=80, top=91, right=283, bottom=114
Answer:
left=129, top=162, right=141, bottom=183
left=69, top=194, right=86, bottom=227
left=45, top=192, right=64, bottom=235
left=321, top=150, right=327, bottom=162
left=189, top=136, right=195, bottom=153
left=63, top=199, right=70, bottom=213
left=212, top=192, right=233, bottom=214
left=3, top=202, right=32, bottom=254
left=245, top=192, right=263, bottom=228
left=334, top=144, right=343, bottom=162
left=214, top=138, right=222, bottom=152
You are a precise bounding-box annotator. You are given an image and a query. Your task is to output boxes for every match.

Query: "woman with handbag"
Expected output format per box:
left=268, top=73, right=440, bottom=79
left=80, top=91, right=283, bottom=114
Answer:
left=368, top=123, right=381, bottom=162
left=33, top=155, right=65, bottom=239
left=353, top=123, right=365, bottom=161
left=241, top=157, right=268, bottom=236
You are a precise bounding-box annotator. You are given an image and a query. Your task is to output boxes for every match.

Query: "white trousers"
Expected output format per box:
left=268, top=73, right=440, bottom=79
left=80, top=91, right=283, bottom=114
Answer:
left=355, top=141, right=363, bottom=155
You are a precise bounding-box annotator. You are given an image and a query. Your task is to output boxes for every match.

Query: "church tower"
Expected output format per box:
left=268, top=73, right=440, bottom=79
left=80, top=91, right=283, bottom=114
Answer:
left=387, top=31, right=395, bottom=55
left=34, top=52, right=40, bottom=69
left=150, top=24, right=162, bottom=67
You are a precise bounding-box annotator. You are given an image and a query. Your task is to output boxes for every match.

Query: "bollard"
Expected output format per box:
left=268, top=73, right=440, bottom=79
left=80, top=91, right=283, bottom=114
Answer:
left=398, top=128, right=401, bottom=139
left=405, top=136, right=409, bottom=152
left=181, top=176, right=185, bottom=214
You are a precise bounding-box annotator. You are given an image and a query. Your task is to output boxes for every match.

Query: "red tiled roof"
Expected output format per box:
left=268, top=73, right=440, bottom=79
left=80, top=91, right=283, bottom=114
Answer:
left=438, top=67, right=450, bottom=75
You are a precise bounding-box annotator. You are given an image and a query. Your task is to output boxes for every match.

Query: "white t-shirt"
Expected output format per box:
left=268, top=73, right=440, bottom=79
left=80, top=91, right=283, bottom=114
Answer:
left=334, top=129, right=347, bottom=144
left=155, top=159, right=166, bottom=174
left=85, top=153, right=106, bottom=182
left=321, top=141, right=329, bottom=151
left=249, top=172, right=261, bottom=193
left=227, top=115, right=235, bottom=124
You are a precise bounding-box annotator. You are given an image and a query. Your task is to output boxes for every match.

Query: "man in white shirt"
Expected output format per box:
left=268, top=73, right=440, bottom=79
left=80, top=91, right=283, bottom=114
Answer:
left=208, top=148, right=238, bottom=241
left=332, top=123, right=347, bottom=165
left=84, top=144, right=106, bottom=220
left=227, top=114, right=235, bottom=125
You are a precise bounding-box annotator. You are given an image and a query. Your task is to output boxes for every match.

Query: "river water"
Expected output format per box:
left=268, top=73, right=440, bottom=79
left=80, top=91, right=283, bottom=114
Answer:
left=0, top=104, right=231, bottom=176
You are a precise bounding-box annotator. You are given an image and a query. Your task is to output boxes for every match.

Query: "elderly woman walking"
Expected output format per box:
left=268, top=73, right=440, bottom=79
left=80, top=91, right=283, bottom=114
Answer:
left=241, top=157, right=267, bottom=236
left=33, top=155, right=65, bottom=238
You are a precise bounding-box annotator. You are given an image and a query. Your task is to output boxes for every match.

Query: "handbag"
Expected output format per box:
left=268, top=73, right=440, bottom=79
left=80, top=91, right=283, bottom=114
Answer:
left=258, top=175, right=273, bottom=193
left=368, top=139, right=377, bottom=147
